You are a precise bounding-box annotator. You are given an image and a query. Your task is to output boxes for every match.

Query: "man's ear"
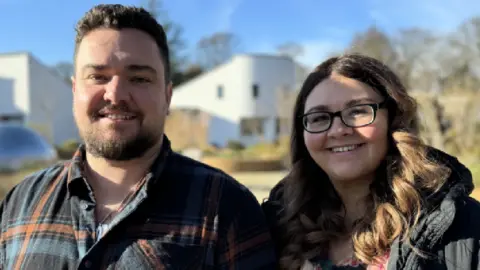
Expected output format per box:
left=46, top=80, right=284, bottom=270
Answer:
left=71, top=76, right=76, bottom=93
left=165, top=81, right=173, bottom=115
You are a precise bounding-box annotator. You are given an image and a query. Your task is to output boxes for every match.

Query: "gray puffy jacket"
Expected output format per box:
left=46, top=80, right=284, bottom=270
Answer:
left=262, top=148, right=480, bottom=269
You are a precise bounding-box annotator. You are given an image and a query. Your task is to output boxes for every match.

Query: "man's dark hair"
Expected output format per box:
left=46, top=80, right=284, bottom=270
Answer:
left=74, top=4, right=171, bottom=82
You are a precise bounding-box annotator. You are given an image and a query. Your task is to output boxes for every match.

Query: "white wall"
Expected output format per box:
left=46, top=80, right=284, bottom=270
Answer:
left=0, top=78, right=19, bottom=115
left=0, top=53, right=30, bottom=115
left=240, top=117, right=278, bottom=146
left=172, top=54, right=297, bottom=121
left=294, top=62, right=311, bottom=90
left=207, top=115, right=238, bottom=146
left=28, top=56, right=79, bottom=145
left=0, top=52, right=79, bottom=145
left=249, top=56, right=295, bottom=117
left=171, top=54, right=299, bottom=146
left=172, top=55, right=253, bottom=123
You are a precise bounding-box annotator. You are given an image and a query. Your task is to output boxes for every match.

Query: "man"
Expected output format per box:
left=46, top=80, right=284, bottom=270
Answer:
left=0, top=4, right=277, bottom=269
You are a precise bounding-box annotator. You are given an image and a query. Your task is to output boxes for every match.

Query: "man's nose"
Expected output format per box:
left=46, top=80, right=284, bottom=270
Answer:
left=103, top=76, right=130, bottom=103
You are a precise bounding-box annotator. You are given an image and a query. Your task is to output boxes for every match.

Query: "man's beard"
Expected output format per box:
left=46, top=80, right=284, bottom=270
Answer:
left=81, top=126, right=161, bottom=161
left=75, top=102, right=164, bottom=161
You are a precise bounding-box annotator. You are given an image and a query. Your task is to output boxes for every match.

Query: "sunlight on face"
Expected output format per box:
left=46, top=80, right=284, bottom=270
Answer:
left=303, top=73, right=389, bottom=183
left=72, top=28, right=172, bottom=160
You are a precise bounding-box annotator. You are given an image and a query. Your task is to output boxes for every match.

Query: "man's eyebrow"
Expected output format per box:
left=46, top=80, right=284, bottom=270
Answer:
left=81, top=64, right=157, bottom=74
left=82, top=64, right=108, bottom=71
left=126, top=64, right=157, bottom=74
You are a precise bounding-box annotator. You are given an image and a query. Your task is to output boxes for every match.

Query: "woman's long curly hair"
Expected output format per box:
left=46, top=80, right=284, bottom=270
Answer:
left=278, top=54, right=451, bottom=269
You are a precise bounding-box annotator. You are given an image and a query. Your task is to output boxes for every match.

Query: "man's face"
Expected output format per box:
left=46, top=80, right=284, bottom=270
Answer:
left=72, top=28, right=172, bottom=161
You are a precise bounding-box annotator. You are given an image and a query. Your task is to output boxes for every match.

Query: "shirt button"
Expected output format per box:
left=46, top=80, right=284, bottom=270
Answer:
left=81, top=202, right=89, bottom=210
left=84, top=260, right=92, bottom=268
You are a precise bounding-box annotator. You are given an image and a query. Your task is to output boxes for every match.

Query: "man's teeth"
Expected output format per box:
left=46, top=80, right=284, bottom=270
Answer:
left=104, top=114, right=135, bottom=120
left=331, top=144, right=361, bottom=153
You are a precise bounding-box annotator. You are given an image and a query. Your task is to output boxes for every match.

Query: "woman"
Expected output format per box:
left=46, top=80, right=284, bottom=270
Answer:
left=262, top=54, right=480, bottom=270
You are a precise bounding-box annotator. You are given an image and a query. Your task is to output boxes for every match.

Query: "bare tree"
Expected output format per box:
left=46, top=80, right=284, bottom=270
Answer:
left=276, top=42, right=304, bottom=60
left=440, top=17, right=480, bottom=93
left=182, top=64, right=204, bottom=81
left=196, top=32, right=240, bottom=70
left=412, top=93, right=447, bottom=150
left=346, top=26, right=399, bottom=69
left=393, top=28, right=439, bottom=91
left=441, top=93, right=480, bottom=157
left=144, top=0, right=187, bottom=86
left=344, top=21, right=480, bottom=157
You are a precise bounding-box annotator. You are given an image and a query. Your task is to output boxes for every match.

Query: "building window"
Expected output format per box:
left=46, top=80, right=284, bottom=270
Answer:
left=240, top=117, right=264, bottom=136
left=217, top=85, right=224, bottom=99
left=275, top=118, right=281, bottom=135
left=252, top=84, right=259, bottom=98
left=0, top=114, right=24, bottom=122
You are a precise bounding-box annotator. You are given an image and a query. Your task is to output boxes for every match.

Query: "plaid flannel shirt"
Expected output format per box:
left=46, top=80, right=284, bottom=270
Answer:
left=0, top=136, right=278, bottom=269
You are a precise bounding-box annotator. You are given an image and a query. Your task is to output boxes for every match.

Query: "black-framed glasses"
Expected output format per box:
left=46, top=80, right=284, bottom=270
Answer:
left=301, top=101, right=387, bottom=133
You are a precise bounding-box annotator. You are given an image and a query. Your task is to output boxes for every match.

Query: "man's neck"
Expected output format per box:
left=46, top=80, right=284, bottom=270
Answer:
left=84, top=138, right=163, bottom=189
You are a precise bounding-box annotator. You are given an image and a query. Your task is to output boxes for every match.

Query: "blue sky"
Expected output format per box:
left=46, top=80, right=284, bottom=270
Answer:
left=1, top=0, right=479, bottom=69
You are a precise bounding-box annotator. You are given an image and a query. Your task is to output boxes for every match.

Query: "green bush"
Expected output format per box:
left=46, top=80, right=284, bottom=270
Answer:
left=201, top=138, right=290, bottom=164
left=226, top=140, right=245, bottom=151
left=242, top=143, right=278, bottom=159
left=55, top=139, right=81, bottom=159
left=202, top=150, right=215, bottom=157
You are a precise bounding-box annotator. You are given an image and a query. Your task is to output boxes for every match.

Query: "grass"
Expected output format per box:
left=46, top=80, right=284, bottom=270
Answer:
left=0, top=168, right=38, bottom=198
left=231, top=171, right=287, bottom=201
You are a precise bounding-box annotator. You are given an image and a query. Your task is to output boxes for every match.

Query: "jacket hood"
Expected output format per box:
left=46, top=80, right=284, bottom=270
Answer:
left=423, top=147, right=474, bottom=207
left=387, top=148, right=475, bottom=269
left=263, top=147, right=475, bottom=269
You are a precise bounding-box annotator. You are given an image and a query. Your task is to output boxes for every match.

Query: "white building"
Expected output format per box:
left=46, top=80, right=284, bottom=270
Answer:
left=0, top=52, right=79, bottom=145
left=171, top=54, right=308, bottom=147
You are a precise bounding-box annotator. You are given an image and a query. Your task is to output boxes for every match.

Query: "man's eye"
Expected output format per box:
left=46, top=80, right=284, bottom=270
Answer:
left=131, top=77, right=151, bottom=83
left=87, top=74, right=109, bottom=82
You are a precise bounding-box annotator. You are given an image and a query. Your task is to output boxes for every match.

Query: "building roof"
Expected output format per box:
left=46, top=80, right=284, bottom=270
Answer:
left=0, top=51, right=71, bottom=88
left=0, top=51, right=31, bottom=58
left=173, top=53, right=302, bottom=90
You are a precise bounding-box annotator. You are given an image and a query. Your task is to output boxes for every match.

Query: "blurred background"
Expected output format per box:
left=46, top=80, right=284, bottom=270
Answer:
left=0, top=0, right=479, bottom=201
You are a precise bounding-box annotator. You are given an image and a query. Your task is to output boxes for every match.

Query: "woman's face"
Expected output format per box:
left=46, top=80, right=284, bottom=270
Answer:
left=303, top=73, right=389, bottom=183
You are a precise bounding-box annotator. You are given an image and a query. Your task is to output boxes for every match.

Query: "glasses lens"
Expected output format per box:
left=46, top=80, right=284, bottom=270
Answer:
left=342, top=105, right=374, bottom=127
left=303, top=112, right=331, bottom=132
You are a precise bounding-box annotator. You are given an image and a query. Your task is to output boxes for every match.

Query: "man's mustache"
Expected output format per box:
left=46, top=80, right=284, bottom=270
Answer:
left=90, top=104, right=140, bottom=119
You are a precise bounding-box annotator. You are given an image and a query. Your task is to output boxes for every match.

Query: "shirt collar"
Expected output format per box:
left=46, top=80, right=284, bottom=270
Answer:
left=66, top=135, right=173, bottom=197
